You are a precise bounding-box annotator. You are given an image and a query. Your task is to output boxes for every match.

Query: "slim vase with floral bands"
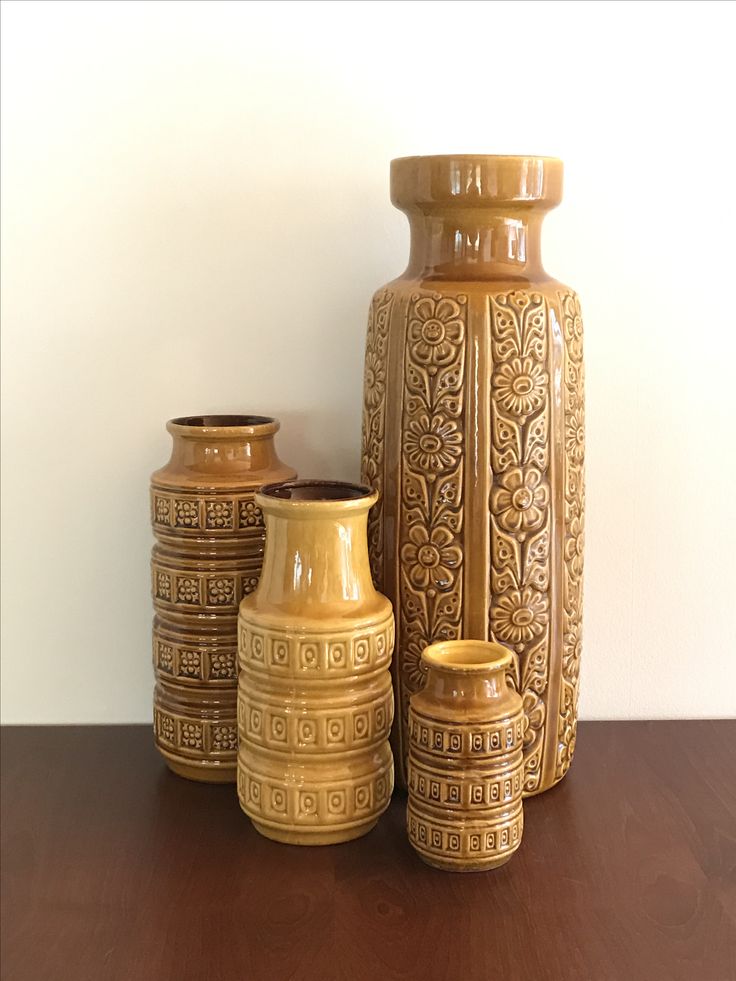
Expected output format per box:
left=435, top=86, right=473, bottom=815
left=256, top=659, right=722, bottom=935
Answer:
left=238, top=480, right=394, bottom=844
left=361, top=155, right=585, bottom=794
left=407, top=640, right=524, bottom=871
left=151, top=415, right=296, bottom=782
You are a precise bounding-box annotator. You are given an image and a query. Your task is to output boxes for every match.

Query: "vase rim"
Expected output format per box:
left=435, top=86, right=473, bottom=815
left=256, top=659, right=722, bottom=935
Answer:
left=257, top=479, right=377, bottom=514
left=391, top=155, right=563, bottom=211
left=167, top=415, right=279, bottom=439
left=422, top=640, right=513, bottom=674
left=392, top=153, right=562, bottom=164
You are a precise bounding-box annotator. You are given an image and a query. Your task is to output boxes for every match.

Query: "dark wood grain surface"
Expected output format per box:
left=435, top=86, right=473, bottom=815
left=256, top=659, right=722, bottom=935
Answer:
left=1, top=722, right=735, bottom=981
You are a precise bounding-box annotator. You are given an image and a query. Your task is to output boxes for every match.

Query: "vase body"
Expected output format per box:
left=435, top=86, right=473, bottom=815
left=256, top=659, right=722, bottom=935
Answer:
left=237, top=481, right=395, bottom=845
left=361, top=155, right=585, bottom=795
left=151, top=415, right=296, bottom=782
left=407, top=640, right=524, bottom=871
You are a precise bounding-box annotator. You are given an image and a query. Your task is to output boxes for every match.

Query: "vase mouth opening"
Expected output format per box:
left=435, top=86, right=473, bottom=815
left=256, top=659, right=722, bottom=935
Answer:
left=167, top=415, right=279, bottom=439
left=258, top=479, right=377, bottom=514
left=422, top=640, right=513, bottom=674
left=391, top=155, right=563, bottom=212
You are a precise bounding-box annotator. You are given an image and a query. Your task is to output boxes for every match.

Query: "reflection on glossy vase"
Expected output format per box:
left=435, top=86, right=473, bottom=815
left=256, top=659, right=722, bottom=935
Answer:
left=407, top=640, right=524, bottom=872
left=237, top=481, right=394, bottom=844
left=150, top=415, right=296, bottom=782
left=361, top=155, right=585, bottom=794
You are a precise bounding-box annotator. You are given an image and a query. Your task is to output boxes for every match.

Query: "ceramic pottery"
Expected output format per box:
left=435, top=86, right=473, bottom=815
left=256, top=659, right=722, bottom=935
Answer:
left=361, top=154, right=585, bottom=794
left=151, top=415, right=296, bottom=782
left=237, top=480, right=394, bottom=845
left=407, top=640, right=524, bottom=872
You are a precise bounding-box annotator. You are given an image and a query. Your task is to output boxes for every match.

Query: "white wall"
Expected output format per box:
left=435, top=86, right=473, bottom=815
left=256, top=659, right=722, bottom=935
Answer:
left=2, top=0, right=735, bottom=723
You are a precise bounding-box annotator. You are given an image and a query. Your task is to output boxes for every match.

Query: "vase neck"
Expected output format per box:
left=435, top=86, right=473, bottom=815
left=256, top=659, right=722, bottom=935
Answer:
left=168, top=433, right=280, bottom=475
left=425, top=663, right=507, bottom=704
left=391, top=155, right=562, bottom=282
left=255, top=484, right=378, bottom=616
left=165, top=416, right=282, bottom=478
left=405, top=208, right=546, bottom=281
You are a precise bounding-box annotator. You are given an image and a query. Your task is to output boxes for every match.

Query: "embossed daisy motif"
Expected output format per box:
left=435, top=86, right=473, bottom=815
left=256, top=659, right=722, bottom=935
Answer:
left=565, top=410, right=585, bottom=463
left=522, top=690, right=546, bottom=741
left=491, top=467, right=549, bottom=535
left=562, top=295, right=584, bottom=362
left=408, top=296, right=464, bottom=369
left=563, top=620, right=583, bottom=682
left=363, top=350, right=385, bottom=407
left=405, top=415, right=462, bottom=474
left=154, top=497, right=171, bottom=524
left=212, top=725, right=237, bottom=752
left=565, top=514, right=585, bottom=579
left=206, top=501, right=233, bottom=529
left=403, top=632, right=431, bottom=692
left=239, top=498, right=263, bottom=527
left=159, top=715, right=175, bottom=743
left=492, top=587, right=549, bottom=647
left=158, top=644, right=174, bottom=673
left=156, top=572, right=172, bottom=601
left=401, top=524, right=462, bottom=591
left=179, top=650, right=201, bottom=678
left=208, top=578, right=234, bottom=605
left=174, top=500, right=199, bottom=527
left=177, top=578, right=200, bottom=604
left=180, top=723, right=203, bottom=749
left=493, top=357, right=548, bottom=417
left=210, top=652, right=236, bottom=680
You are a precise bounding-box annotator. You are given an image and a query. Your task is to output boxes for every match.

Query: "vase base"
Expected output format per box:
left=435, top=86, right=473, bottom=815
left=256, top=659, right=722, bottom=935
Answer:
left=159, top=750, right=236, bottom=784
left=416, top=851, right=514, bottom=873
left=250, top=818, right=378, bottom=846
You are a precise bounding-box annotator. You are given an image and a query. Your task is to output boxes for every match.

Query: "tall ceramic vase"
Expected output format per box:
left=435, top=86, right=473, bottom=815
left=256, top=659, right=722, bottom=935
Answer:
left=151, top=415, right=296, bottom=782
left=237, top=480, right=394, bottom=844
left=361, top=155, right=585, bottom=794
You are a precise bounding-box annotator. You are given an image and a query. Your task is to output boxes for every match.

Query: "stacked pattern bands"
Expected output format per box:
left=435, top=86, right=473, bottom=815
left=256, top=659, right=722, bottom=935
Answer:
left=151, top=415, right=295, bottom=782
left=237, top=481, right=395, bottom=844
left=407, top=641, right=524, bottom=871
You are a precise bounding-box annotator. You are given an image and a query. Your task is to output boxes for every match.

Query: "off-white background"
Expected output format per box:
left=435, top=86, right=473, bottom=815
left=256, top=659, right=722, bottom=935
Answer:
left=2, top=0, right=735, bottom=724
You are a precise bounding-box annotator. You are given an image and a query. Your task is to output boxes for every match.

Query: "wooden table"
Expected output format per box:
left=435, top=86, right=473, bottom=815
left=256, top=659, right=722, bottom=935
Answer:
left=1, top=722, right=734, bottom=981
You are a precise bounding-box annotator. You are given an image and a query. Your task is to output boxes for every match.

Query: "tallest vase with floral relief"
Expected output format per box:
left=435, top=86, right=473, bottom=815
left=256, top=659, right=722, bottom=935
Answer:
left=361, top=155, right=585, bottom=795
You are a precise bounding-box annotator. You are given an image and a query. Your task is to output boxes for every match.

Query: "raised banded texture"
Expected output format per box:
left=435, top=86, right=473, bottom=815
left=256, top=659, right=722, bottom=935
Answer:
left=150, top=416, right=295, bottom=782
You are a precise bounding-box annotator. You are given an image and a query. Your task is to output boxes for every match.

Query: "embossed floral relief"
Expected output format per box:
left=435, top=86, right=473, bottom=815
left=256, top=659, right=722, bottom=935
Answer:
left=210, top=652, right=236, bottom=680
left=206, top=501, right=233, bottom=529
left=401, top=524, right=462, bottom=591
left=491, top=467, right=549, bottom=536
left=398, top=292, right=466, bottom=742
left=239, top=498, right=263, bottom=528
left=360, top=290, right=394, bottom=590
left=489, top=292, right=551, bottom=794
left=557, top=291, right=585, bottom=780
left=408, top=296, right=465, bottom=369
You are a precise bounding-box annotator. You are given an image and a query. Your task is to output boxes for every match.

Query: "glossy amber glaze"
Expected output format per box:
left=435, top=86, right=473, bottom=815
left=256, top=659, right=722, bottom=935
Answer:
left=237, top=481, right=394, bottom=844
left=150, top=415, right=296, bottom=782
left=361, top=155, right=585, bottom=794
left=407, top=640, right=524, bottom=871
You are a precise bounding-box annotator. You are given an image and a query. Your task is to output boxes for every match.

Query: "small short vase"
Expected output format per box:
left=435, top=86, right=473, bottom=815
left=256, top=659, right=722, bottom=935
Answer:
left=237, top=480, right=394, bottom=845
left=407, top=640, right=524, bottom=871
left=150, top=415, right=296, bottom=783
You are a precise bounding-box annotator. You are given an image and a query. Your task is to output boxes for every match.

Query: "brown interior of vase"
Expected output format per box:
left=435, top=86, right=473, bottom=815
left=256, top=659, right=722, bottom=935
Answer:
left=261, top=480, right=372, bottom=503
left=171, top=415, right=275, bottom=428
